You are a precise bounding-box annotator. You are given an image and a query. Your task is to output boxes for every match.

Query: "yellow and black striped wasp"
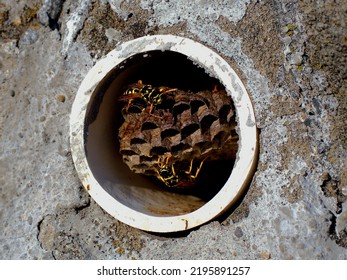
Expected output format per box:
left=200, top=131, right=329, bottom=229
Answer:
left=155, top=155, right=206, bottom=188
left=119, top=80, right=177, bottom=113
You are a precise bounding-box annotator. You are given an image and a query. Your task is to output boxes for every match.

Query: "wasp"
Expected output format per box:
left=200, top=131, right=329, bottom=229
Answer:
left=119, top=80, right=177, bottom=113
left=155, top=155, right=206, bottom=188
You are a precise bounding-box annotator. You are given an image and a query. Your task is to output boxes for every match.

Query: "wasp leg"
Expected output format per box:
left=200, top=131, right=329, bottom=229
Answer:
left=141, top=104, right=162, bottom=118
left=122, top=101, right=144, bottom=113
left=156, top=155, right=164, bottom=169
left=149, top=102, right=154, bottom=114
left=163, top=88, right=177, bottom=94
left=171, top=161, right=176, bottom=176
left=124, top=99, right=134, bottom=112
left=164, top=154, right=172, bottom=165
left=186, top=158, right=206, bottom=179
left=185, top=158, right=194, bottom=175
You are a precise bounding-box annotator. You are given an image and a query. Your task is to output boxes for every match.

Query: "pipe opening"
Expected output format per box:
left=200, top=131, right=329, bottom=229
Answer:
left=84, top=50, right=239, bottom=216
left=71, top=35, right=259, bottom=233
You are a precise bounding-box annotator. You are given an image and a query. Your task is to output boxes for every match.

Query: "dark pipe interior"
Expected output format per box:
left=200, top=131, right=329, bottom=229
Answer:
left=84, top=50, right=238, bottom=215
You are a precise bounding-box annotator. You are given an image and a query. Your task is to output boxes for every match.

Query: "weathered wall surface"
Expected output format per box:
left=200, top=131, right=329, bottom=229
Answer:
left=0, top=0, right=346, bottom=259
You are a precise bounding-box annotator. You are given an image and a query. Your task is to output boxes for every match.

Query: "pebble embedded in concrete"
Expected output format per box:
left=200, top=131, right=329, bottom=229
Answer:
left=291, top=53, right=303, bottom=65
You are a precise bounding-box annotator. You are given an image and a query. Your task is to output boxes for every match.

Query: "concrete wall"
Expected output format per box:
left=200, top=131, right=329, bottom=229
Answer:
left=0, top=0, right=346, bottom=259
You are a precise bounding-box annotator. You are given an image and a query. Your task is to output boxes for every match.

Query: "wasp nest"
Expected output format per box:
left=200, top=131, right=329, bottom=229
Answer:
left=118, top=81, right=238, bottom=188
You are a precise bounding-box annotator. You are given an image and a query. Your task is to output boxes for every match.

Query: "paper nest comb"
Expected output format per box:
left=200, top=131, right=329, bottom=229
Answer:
left=117, top=81, right=238, bottom=188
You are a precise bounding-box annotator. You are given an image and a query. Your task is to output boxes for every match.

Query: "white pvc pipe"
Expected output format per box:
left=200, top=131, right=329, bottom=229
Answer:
left=70, top=35, right=258, bottom=232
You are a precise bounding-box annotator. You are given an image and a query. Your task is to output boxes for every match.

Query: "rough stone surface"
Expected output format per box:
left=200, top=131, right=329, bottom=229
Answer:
left=0, top=0, right=346, bottom=259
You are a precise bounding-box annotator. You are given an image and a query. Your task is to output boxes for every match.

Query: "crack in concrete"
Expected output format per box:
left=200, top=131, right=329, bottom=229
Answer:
left=73, top=196, right=91, bottom=214
left=36, top=216, right=45, bottom=250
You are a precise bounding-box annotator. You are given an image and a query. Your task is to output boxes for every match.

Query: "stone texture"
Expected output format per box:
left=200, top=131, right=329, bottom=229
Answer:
left=0, top=0, right=346, bottom=259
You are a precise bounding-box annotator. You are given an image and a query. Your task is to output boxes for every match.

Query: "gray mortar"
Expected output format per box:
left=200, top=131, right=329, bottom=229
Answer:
left=0, top=0, right=346, bottom=259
